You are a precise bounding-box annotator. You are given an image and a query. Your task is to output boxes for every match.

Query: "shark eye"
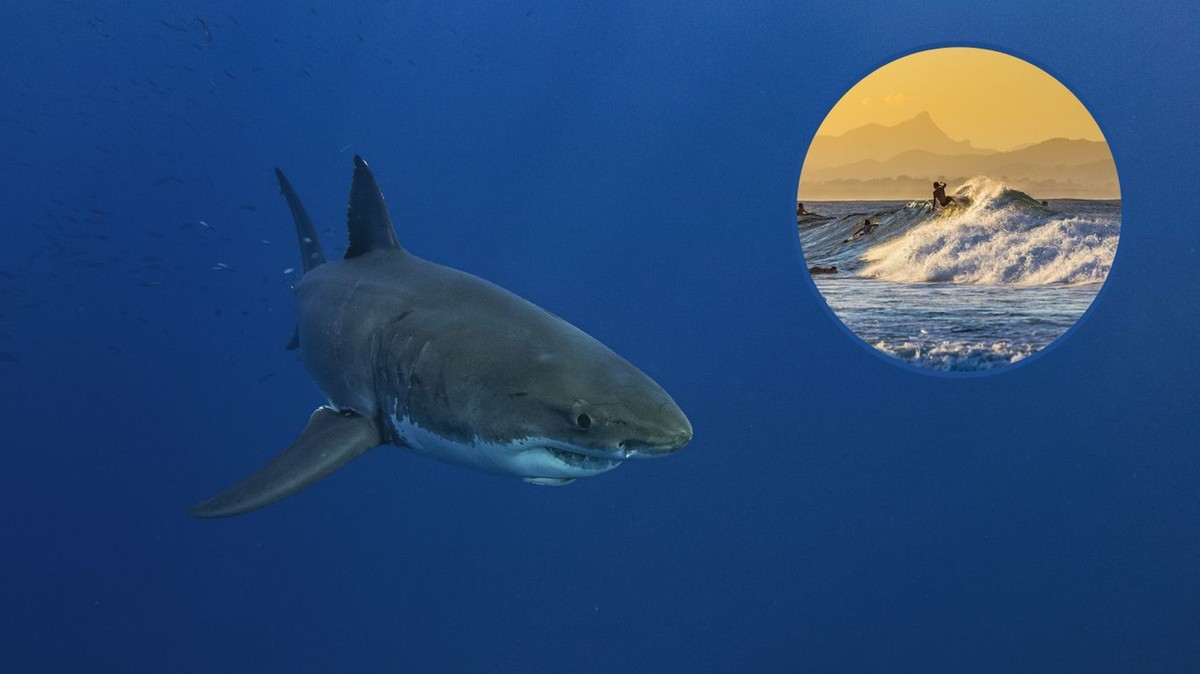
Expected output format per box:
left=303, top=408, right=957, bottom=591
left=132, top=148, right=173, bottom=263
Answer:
left=576, top=413, right=592, bottom=430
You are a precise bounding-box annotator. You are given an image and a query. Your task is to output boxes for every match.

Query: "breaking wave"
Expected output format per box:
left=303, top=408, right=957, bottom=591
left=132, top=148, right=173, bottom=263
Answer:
left=799, top=177, right=1120, bottom=285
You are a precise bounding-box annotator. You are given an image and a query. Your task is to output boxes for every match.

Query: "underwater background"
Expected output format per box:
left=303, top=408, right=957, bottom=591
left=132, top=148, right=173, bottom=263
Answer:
left=2, top=1, right=1198, bottom=672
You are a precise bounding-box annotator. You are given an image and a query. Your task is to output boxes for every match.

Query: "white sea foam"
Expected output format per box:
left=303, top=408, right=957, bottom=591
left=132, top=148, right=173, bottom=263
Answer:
left=858, top=177, right=1119, bottom=285
left=874, top=338, right=1037, bottom=371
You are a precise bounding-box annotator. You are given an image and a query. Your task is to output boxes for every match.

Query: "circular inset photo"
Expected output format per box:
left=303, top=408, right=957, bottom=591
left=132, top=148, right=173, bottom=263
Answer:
left=797, top=47, right=1120, bottom=373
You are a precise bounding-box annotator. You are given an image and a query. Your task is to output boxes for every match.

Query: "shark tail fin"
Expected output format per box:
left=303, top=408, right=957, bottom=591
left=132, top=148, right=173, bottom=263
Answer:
left=275, top=168, right=326, bottom=274
left=187, top=407, right=381, bottom=518
left=345, top=155, right=403, bottom=258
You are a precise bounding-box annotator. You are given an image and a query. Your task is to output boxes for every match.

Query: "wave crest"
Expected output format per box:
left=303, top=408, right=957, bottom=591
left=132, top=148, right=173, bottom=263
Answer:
left=859, top=177, right=1118, bottom=285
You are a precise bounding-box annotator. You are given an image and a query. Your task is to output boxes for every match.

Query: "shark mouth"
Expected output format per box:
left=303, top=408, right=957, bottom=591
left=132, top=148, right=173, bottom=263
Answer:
left=386, top=411, right=625, bottom=481
left=544, top=446, right=622, bottom=472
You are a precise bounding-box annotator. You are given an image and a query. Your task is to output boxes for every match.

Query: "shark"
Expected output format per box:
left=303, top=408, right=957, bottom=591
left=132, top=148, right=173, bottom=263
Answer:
left=187, top=156, right=692, bottom=518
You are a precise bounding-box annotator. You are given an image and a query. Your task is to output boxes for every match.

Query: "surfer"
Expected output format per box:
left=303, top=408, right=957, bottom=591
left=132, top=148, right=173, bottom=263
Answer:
left=932, top=181, right=956, bottom=209
left=842, top=218, right=877, bottom=243
left=797, top=202, right=810, bottom=217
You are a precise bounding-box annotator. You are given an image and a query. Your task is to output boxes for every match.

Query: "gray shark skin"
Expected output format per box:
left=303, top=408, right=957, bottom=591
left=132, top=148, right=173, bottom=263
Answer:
left=188, top=156, right=691, bottom=518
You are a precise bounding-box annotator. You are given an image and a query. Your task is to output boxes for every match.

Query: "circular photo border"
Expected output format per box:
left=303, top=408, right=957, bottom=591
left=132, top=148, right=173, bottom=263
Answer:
left=793, top=44, right=1123, bottom=377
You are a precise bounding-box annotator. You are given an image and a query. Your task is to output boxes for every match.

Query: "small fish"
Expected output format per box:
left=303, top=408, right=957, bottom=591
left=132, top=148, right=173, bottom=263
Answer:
left=257, top=372, right=276, bottom=383
left=261, top=239, right=272, bottom=245
left=211, top=262, right=235, bottom=272
left=283, top=267, right=295, bottom=275
left=196, top=15, right=212, bottom=43
left=199, top=220, right=212, bottom=229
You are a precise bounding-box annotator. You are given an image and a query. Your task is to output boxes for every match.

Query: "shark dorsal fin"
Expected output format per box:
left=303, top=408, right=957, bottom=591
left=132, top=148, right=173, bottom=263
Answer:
left=274, top=168, right=326, bottom=274
left=345, top=155, right=402, bottom=258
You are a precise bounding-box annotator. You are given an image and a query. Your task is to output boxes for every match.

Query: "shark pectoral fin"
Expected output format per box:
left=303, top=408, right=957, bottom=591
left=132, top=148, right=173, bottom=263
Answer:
left=285, top=326, right=300, bottom=351
left=187, top=407, right=382, bottom=519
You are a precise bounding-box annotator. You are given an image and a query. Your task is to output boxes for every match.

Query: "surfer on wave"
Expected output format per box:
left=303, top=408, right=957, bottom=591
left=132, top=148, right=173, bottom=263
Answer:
left=932, top=181, right=956, bottom=209
left=842, top=218, right=878, bottom=243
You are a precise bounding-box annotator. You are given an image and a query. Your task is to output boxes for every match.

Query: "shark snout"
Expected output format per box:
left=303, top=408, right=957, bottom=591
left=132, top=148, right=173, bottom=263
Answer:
left=621, top=405, right=692, bottom=458
left=622, top=431, right=691, bottom=458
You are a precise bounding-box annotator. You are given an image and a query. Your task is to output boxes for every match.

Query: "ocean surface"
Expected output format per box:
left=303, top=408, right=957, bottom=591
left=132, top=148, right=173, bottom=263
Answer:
left=799, top=180, right=1120, bottom=371
left=3, top=2, right=1200, bottom=673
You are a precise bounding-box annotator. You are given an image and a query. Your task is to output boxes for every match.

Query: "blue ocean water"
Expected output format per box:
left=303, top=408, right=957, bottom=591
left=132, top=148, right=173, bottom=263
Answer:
left=2, top=2, right=1200, bottom=673
left=799, top=184, right=1120, bottom=371
left=813, top=277, right=1100, bottom=370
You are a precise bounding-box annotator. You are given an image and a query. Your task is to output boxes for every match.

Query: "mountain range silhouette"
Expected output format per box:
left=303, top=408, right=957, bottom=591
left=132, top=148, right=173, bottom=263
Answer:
left=800, top=112, right=1119, bottom=200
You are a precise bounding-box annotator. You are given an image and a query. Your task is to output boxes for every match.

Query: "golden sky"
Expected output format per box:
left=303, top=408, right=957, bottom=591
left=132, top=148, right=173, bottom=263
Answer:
left=816, top=47, right=1106, bottom=150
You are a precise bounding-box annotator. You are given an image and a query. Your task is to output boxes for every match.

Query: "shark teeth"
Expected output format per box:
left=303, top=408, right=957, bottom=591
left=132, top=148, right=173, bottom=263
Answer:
left=545, top=446, right=621, bottom=471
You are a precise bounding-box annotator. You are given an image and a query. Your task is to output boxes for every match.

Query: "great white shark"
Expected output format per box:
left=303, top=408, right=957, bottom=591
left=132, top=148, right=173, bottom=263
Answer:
left=188, top=156, right=692, bottom=518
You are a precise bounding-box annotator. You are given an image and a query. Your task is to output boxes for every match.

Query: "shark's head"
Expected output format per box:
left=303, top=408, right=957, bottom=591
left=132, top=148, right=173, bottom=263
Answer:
left=392, top=310, right=693, bottom=485
left=487, top=341, right=692, bottom=484
left=512, top=338, right=692, bottom=473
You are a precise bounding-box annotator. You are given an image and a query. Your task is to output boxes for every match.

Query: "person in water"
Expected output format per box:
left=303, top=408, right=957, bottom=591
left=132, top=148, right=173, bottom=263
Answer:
left=842, top=218, right=877, bottom=243
left=797, top=202, right=810, bottom=217
left=932, top=181, right=956, bottom=209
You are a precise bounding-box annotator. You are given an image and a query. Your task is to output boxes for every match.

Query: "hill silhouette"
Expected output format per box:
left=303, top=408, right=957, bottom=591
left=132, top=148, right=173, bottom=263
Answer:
left=803, top=111, right=996, bottom=170
left=800, top=113, right=1119, bottom=199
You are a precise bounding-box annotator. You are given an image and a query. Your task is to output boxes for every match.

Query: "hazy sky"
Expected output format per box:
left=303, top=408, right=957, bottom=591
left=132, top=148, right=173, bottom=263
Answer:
left=815, top=48, right=1106, bottom=151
